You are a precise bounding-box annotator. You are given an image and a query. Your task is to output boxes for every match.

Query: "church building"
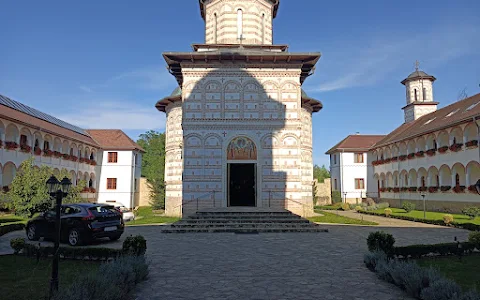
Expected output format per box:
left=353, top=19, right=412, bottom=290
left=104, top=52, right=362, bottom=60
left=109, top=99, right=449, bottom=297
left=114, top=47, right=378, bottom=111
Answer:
left=156, top=0, right=323, bottom=217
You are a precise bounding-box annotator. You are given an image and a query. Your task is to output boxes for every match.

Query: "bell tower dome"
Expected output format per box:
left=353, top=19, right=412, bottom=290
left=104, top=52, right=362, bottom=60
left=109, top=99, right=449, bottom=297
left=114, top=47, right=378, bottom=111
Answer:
left=401, top=62, right=438, bottom=123
left=199, top=0, right=280, bottom=45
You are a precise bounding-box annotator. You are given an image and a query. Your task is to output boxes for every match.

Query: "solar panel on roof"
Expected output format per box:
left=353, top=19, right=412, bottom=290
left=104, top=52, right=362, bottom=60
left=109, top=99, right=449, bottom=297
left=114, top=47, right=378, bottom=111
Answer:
left=0, top=94, right=88, bottom=136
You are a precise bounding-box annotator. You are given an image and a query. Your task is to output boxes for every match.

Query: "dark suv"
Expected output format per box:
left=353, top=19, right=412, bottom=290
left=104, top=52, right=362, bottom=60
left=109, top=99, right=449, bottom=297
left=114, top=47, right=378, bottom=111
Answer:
left=26, top=203, right=125, bottom=246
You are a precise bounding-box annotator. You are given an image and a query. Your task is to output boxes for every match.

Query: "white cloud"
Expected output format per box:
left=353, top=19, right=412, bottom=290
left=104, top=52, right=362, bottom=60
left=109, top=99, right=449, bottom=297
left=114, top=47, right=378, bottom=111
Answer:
left=308, top=24, right=479, bottom=93
left=79, top=85, right=93, bottom=93
left=58, top=101, right=165, bottom=131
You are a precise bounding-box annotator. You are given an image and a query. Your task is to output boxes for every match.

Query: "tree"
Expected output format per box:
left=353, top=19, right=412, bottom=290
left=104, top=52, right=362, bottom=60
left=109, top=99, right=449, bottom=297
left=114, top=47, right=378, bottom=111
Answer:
left=137, top=131, right=166, bottom=209
left=8, top=158, right=85, bottom=217
left=313, top=165, right=330, bottom=183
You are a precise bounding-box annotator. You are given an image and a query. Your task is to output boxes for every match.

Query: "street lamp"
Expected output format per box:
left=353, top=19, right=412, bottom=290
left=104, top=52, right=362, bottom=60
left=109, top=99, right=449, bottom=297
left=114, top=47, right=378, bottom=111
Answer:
left=420, top=192, right=427, bottom=219
left=343, top=192, right=347, bottom=203
left=46, top=175, right=71, bottom=298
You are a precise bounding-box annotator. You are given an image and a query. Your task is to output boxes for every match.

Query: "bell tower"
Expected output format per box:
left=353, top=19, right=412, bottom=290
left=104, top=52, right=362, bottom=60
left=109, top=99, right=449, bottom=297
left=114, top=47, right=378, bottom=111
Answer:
left=199, top=0, right=279, bottom=45
left=401, top=62, right=438, bottom=123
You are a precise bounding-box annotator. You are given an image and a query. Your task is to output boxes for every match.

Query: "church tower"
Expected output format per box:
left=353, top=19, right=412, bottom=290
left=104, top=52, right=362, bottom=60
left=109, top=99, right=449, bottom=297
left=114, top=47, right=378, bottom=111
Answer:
left=157, top=0, right=322, bottom=218
left=401, top=62, right=438, bottom=123
left=201, top=0, right=279, bottom=45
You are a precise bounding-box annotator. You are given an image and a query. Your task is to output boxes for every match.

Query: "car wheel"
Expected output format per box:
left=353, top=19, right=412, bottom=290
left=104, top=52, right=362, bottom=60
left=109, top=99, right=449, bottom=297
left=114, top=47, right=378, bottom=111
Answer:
left=109, top=234, right=122, bottom=241
left=26, top=224, right=40, bottom=241
left=67, top=228, right=82, bottom=246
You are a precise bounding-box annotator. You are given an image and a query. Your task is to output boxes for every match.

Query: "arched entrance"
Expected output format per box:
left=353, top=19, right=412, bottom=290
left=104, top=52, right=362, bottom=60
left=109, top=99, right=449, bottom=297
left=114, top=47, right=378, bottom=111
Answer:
left=227, top=136, right=257, bottom=207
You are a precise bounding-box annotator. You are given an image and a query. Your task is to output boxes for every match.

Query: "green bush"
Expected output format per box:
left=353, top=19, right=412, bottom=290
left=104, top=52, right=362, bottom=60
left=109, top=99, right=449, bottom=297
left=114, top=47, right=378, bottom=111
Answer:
left=367, top=231, right=395, bottom=256
left=364, top=249, right=479, bottom=300
left=377, top=202, right=390, bottom=209
left=462, top=207, right=480, bottom=220
left=53, top=255, right=149, bottom=300
left=340, top=203, right=350, bottom=211
left=122, top=235, right=147, bottom=256
left=443, top=214, right=454, bottom=225
left=384, top=208, right=392, bottom=217
left=402, top=201, right=415, bottom=213
left=393, top=242, right=476, bottom=258
left=23, top=243, right=122, bottom=260
left=0, top=223, right=25, bottom=236
left=331, top=191, right=342, bottom=204
left=468, top=231, right=480, bottom=245
left=10, top=238, right=25, bottom=254
left=314, top=205, right=339, bottom=211
left=355, top=206, right=363, bottom=212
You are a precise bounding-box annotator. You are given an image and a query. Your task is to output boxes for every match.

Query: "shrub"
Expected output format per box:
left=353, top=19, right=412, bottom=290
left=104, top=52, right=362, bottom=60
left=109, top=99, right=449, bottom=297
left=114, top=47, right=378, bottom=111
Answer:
left=340, top=203, right=350, bottom=211
left=363, top=251, right=387, bottom=271
left=462, top=207, right=480, bottom=220
left=377, top=202, right=390, bottom=209
left=393, top=242, right=476, bottom=258
left=10, top=238, right=25, bottom=254
left=355, top=206, right=363, bottom=212
left=53, top=255, right=149, bottom=300
left=402, top=201, right=415, bottom=213
left=365, top=198, right=375, bottom=207
left=367, top=231, right=395, bottom=256
left=332, top=202, right=343, bottom=209
left=365, top=205, right=377, bottom=211
left=420, top=278, right=462, bottom=300
left=122, top=235, right=147, bottom=256
left=331, top=191, right=342, bottom=204
left=443, top=214, right=454, bottom=225
left=23, top=243, right=122, bottom=260
left=384, top=208, right=392, bottom=217
left=468, top=231, right=480, bottom=245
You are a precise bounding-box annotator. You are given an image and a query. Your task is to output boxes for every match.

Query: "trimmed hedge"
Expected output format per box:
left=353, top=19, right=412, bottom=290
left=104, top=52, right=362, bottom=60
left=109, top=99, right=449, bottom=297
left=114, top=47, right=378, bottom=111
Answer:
left=394, top=242, right=478, bottom=258
left=0, top=223, right=25, bottom=236
left=359, top=210, right=480, bottom=231
left=23, top=243, right=123, bottom=260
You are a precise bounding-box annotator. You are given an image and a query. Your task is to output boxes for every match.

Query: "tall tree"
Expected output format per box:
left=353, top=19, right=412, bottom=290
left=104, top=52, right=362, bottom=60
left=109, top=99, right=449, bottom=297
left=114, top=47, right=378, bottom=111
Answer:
left=313, top=164, right=330, bottom=183
left=137, top=131, right=166, bottom=209
left=8, top=158, right=84, bottom=217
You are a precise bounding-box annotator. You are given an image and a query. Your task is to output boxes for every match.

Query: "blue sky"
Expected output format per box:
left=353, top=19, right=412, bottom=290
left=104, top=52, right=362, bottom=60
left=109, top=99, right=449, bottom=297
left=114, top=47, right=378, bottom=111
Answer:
left=1, top=0, right=479, bottom=167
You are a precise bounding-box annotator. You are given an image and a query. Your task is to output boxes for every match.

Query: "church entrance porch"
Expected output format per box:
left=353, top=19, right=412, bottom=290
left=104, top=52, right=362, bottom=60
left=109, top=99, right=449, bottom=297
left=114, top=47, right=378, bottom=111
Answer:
left=228, top=163, right=256, bottom=207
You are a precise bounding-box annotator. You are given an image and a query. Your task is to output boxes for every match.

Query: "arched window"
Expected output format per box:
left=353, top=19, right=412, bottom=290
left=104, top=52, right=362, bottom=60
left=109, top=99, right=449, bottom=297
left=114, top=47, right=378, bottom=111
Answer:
left=261, top=13, right=265, bottom=44
left=433, top=139, right=437, bottom=150
left=421, top=176, right=426, bottom=187
left=405, top=174, right=408, bottom=186
left=423, top=87, right=427, bottom=101
left=237, top=9, right=243, bottom=40
left=414, top=89, right=418, bottom=101
left=436, top=175, right=439, bottom=187
left=214, top=13, right=218, bottom=43
left=455, top=174, right=460, bottom=187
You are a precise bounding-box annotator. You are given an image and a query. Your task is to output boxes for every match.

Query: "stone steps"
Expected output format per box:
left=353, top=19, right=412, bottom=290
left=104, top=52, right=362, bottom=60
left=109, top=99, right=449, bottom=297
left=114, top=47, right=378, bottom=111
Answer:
left=160, top=208, right=328, bottom=234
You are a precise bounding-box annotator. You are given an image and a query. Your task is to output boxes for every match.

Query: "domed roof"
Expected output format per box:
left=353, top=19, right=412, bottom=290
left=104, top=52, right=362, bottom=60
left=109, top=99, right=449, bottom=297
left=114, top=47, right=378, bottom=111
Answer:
left=171, top=87, right=182, bottom=97
left=401, top=70, right=436, bottom=85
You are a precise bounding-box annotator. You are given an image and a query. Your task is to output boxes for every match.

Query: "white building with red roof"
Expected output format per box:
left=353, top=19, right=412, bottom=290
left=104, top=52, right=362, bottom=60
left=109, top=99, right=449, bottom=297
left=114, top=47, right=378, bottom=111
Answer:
left=0, top=94, right=144, bottom=209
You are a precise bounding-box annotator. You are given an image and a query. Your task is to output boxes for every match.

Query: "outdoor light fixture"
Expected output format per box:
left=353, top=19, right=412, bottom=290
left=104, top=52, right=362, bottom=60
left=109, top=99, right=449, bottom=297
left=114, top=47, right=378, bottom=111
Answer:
left=420, top=192, right=427, bottom=219
left=46, top=175, right=71, bottom=298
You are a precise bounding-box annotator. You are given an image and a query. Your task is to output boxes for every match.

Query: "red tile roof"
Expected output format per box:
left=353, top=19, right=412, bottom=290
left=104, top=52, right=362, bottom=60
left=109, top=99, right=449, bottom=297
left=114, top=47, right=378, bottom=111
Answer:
left=86, top=130, right=145, bottom=152
left=372, top=93, right=480, bottom=149
left=326, top=135, right=386, bottom=154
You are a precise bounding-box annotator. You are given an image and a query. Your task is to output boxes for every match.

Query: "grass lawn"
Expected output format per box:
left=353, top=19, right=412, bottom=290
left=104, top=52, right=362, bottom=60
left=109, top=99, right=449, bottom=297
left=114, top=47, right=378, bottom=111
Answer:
left=416, top=255, right=480, bottom=291
left=0, top=255, right=100, bottom=300
left=309, top=210, right=378, bottom=225
left=372, top=208, right=480, bottom=225
left=127, top=206, right=180, bottom=226
left=0, top=214, right=27, bottom=225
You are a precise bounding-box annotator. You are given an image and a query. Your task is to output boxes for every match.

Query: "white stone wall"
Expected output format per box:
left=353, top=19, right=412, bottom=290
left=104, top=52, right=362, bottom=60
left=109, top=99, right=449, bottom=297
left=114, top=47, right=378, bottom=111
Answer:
left=204, top=0, right=274, bottom=45
left=404, top=79, right=437, bottom=123
left=164, top=64, right=315, bottom=217
left=96, top=150, right=142, bottom=209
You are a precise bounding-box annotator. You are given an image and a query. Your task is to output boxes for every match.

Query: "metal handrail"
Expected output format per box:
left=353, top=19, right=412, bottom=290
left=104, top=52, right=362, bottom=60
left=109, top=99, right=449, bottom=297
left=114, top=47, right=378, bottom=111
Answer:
left=170, top=190, right=216, bottom=214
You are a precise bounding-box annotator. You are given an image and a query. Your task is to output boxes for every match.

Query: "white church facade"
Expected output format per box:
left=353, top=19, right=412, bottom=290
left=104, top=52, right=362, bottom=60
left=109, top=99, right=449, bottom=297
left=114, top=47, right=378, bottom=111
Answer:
left=157, top=0, right=323, bottom=217
left=327, top=67, right=480, bottom=212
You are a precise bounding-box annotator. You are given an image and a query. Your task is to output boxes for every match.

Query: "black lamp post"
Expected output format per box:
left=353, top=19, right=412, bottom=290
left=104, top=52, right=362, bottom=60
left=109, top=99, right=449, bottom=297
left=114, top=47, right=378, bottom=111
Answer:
left=420, top=192, right=426, bottom=219
left=46, top=175, right=72, bottom=298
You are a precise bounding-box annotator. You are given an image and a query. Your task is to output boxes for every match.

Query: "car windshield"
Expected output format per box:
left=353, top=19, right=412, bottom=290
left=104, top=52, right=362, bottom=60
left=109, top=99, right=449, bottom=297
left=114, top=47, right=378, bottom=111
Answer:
left=88, top=205, right=118, bottom=215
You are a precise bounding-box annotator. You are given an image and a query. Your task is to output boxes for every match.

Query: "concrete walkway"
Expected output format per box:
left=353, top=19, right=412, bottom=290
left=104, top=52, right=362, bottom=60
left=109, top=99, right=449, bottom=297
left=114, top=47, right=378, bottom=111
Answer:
left=332, top=210, right=444, bottom=228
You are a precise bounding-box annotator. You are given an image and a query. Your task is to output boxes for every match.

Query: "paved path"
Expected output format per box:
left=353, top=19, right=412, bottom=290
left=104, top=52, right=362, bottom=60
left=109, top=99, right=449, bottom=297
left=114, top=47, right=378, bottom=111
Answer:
left=331, top=210, right=445, bottom=227
left=0, top=224, right=469, bottom=300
